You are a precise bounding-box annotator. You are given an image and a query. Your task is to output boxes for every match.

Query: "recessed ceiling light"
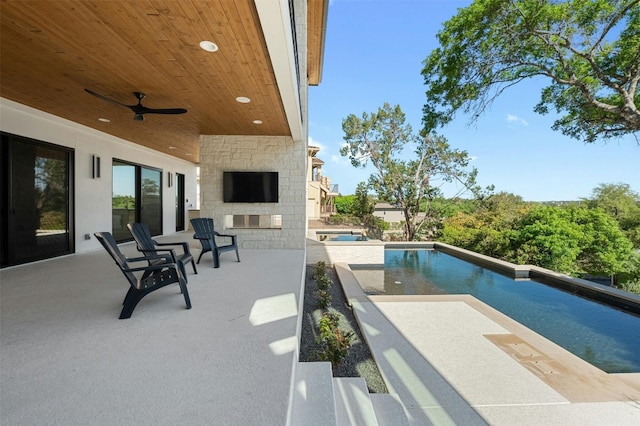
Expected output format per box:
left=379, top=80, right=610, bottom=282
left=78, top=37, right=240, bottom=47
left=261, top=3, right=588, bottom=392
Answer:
left=235, top=96, right=251, bottom=103
left=199, top=40, right=218, bottom=52
left=98, top=118, right=110, bottom=123
left=253, top=120, right=263, bottom=124
left=169, top=146, right=176, bottom=150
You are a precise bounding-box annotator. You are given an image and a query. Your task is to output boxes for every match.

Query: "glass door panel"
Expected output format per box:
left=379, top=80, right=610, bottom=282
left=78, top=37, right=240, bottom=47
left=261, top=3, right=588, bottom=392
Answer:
left=1, top=133, right=73, bottom=267
left=112, top=161, right=136, bottom=241
left=140, top=168, right=161, bottom=235
left=112, top=160, right=162, bottom=241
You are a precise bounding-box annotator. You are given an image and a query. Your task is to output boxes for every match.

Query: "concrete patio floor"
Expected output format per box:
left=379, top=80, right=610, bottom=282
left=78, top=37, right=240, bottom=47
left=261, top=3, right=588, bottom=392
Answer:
left=1, top=234, right=305, bottom=426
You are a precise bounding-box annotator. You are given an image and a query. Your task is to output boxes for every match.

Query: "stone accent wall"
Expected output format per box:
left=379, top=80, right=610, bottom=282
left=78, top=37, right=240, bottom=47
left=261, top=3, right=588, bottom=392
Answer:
left=306, top=240, right=386, bottom=265
left=199, top=135, right=307, bottom=249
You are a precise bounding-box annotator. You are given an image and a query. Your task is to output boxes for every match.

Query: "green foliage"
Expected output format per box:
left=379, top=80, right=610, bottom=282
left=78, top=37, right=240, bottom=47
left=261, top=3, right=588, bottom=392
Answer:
left=440, top=192, right=530, bottom=257
left=422, top=0, right=640, bottom=143
left=313, top=312, right=354, bottom=368
left=326, top=213, right=360, bottom=226
left=616, top=252, right=640, bottom=293
left=313, top=261, right=328, bottom=281
left=441, top=199, right=635, bottom=277
left=112, top=195, right=135, bottom=209
left=316, top=274, right=333, bottom=291
left=314, top=289, right=332, bottom=309
left=619, top=279, right=640, bottom=295
left=313, top=262, right=333, bottom=308
left=585, top=183, right=640, bottom=247
left=353, top=182, right=374, bottom=218
left=334, top=195, right=356, bottom=214
left=39, top=211, right=66, bottom=230
left=309, top=263, right=353, bottom=366
left=510, top=206, right=633, bottom=276
left=361, top=214, right=388, bottom=240
left=340, top=102, right=489, bottom=241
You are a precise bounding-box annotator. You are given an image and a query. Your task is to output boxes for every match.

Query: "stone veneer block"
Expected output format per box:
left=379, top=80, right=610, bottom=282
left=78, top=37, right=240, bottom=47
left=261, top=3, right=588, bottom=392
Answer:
left=199, top=135, right=307, bottom=250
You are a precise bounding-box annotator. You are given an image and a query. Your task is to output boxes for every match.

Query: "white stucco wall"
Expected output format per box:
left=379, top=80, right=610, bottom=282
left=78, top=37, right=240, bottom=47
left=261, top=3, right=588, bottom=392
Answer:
left=199, top=135, right=307, bottom=249
left=1, top=98, right=199, bottom=254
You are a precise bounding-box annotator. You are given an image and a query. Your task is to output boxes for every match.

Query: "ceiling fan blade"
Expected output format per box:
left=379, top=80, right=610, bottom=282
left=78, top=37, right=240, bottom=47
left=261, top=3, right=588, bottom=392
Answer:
left=84, top=89, right=132, bottom=108
left=86, top=88, right=187, bottom=120
left=144, top=108, right=188, bottom=115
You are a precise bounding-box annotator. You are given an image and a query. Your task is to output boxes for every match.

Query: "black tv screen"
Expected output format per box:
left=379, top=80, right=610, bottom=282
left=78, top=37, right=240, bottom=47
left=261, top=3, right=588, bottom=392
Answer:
left=223, top=171, right=279, bottom=203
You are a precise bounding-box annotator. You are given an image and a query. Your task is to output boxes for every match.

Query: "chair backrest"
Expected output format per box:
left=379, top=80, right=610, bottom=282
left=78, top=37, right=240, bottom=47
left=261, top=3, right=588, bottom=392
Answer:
left=127, top=222, right=157, bottom=255
left=191, top=218, right=215, bottom=249
left=94, top=231, right=137, bottom=286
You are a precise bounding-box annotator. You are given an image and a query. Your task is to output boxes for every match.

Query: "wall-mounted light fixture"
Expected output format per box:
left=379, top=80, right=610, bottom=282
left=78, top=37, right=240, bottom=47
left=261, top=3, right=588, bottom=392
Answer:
left=92, top=155, right=101, bottom=179
left=167, top=171, right=173, bottom=188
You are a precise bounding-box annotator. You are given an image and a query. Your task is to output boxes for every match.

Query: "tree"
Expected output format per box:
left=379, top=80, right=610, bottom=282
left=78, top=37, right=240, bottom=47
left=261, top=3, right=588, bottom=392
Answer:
left=340, top=103, right=486, bottom=241
left=585, top=182, right=640, bottom=246
left=422, top=0, right=640, bottom=143
left=509, top=205, right=633, bottom=276
left=440, top=192, right=531, bottom=257
left=352, top=182, right=374, bottom=218
left=334, top=195, right=355, bottom=215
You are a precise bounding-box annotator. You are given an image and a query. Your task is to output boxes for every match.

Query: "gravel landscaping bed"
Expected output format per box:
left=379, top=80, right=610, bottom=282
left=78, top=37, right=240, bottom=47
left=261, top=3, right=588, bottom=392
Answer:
left=299, top=264, right=388, bottom=394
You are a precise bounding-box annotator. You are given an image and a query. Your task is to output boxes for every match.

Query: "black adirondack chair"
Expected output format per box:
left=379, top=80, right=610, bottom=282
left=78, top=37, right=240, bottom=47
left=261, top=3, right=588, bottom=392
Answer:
left=190, top=217, right=240, bottom=268
left=95, top=231, right=191, bottom=319
left=127, top=222, right=197, bottom=281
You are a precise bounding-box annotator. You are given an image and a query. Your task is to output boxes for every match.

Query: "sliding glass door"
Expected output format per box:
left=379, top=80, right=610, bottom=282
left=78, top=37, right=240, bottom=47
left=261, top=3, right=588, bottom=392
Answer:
left=140, top=167, right=162, bottom=235
left=112, top=160, right=162, bottom=242
left=1, top=133, right=74, bottom=267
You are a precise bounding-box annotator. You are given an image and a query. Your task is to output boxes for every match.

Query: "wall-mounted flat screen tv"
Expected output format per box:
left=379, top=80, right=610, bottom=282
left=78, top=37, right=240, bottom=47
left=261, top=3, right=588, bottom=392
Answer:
left=223, top=171, right=279, bottom=203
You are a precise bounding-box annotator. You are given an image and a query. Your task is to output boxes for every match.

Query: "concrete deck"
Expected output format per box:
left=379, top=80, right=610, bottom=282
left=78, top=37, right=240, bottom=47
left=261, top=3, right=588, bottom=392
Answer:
left=335, top=262, right=640, bottom=425
left=1, top=234, right=305, bottom=425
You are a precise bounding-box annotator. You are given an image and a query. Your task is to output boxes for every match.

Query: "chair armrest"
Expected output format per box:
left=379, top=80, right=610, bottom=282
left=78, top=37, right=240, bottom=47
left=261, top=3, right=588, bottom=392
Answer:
left=156, top=241, right=192, bottom=254
left=137, top=247, right=178, bottom=262
left=127, top=253, right=173, bottom=263
left=123, top=262, right=178, bottom=274
left=214, top=231, right=236, bottom=238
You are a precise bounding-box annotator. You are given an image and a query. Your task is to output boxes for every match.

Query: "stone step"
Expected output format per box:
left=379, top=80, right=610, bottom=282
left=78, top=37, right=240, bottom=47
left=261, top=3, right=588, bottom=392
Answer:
left=333, top=377, right=378, bottom=426
left=289, top=362, right=337, bottom=426
left=370, top=394, right=410, bottom=426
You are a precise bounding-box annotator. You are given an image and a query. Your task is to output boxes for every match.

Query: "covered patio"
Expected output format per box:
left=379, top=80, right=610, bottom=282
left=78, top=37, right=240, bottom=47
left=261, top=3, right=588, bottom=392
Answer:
left=1, top=234, right=305, bottom=425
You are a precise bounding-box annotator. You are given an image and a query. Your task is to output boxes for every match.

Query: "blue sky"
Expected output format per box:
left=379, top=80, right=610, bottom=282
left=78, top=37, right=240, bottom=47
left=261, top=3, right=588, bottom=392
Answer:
left=308, top=0, right=639, bottom=202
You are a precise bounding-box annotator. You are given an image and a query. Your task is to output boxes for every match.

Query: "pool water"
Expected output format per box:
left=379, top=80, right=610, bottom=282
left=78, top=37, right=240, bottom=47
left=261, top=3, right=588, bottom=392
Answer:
left=358, top=249, right=640, bottom=373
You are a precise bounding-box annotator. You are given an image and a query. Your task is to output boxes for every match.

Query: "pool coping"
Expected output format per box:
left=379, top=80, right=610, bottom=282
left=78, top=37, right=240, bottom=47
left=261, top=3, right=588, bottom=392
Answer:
left=334, top=262, right=640, bottom=405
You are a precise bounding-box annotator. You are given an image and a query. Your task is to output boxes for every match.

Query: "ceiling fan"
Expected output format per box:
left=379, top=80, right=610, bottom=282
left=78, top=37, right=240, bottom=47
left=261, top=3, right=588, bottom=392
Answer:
left=84, top=89, right=187, bottom=121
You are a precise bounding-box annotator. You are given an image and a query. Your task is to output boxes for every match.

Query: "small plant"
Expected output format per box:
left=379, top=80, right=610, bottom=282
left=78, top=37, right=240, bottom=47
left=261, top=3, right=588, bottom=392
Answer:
left=316, top=273, right=333, bottom=291
left=313, top=261, right=333, bottom=307
left=314, top=288, right=332, bottom=309
left=313, top=312, right=354, bottom=368
left=313, top=261, right=327, bottom=280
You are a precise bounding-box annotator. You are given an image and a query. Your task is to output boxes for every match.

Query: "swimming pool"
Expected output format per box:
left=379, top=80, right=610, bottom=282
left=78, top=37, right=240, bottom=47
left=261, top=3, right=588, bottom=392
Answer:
left=353, top=249, right=640, bottom=373
left=316, top=231, right=369, bottom=241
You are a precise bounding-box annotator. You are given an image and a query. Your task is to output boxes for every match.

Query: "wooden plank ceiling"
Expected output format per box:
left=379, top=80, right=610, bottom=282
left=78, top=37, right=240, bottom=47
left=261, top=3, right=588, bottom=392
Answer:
left=1, top=0, right=328, bottom=163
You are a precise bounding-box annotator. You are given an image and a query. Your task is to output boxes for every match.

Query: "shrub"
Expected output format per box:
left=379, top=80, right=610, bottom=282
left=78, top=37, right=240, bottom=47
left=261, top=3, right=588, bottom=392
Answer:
left=316, top=274, right=333, bottom=291
left=314, top=289, right=332, bottom=309
left=313, top=312, right=354, bottom=367
left=313, top=261, right=327, bottom=280
left=619, top=278, right=640, bottom=295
